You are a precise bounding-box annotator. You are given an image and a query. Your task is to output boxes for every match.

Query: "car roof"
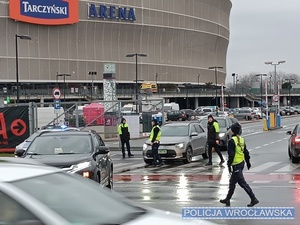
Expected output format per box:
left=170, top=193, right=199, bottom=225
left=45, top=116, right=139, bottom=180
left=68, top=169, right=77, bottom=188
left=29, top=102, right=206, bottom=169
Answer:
left=0, top=158, right=59, bottom=182
left=38, top=130, right=95, bottom=137
left=164, top=121, right=198, bottom=126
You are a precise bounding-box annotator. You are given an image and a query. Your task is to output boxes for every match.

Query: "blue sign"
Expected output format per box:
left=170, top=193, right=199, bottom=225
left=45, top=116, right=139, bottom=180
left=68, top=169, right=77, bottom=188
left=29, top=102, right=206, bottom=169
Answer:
left=182, top=207, right=295, bottom=220
left=20, top=0, right=69, bottom=19
left=54, top=100, right=61, bottom=109
left=89, top=4, right=136, bottom=21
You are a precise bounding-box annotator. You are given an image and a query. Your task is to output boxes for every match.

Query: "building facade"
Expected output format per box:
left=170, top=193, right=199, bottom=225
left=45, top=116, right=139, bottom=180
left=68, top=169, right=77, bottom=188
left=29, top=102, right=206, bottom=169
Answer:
left=0, top=0, right=231, bottom=99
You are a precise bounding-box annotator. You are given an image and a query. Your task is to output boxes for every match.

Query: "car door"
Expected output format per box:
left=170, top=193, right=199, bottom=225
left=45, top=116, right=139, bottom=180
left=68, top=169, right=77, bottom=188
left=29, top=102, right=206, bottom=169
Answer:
left=189, top=124, right=201, bottom=155
left=195, top=124, right=207, bottom=154
left=290, top=125, right=298, bottom=154
left=92, top=134, right=106, bottom=184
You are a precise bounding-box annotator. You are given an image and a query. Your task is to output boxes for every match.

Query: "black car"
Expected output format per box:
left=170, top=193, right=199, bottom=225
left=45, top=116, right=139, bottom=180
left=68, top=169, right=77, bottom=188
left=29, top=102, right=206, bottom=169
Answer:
left=180, top=109, right=197, bottom=120
left=166, top=110, right=187, bottom=121
left=286, top=124, right=300, bottom=163
left=15, top=130, right=113, bottom=189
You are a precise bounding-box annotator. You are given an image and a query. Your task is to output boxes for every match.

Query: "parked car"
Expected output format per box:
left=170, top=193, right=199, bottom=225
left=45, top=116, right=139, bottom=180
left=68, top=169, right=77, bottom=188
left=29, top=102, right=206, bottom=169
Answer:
left=199, top=116, right=236, bottom=150
left=142, top=121, right=208, bottom=164
left=281, top=107, right=294, bottom=115
left=0, top=158, right=217, bottom=225
left=290, top=107, right=300, bottom=114
left=234, top=109, right=253, bottom=120
left=166, top=110, right=187, bottom=121
left=15, top=130, right=113, bottom=189
left=286, top=124, right=300, bottom=163
left=180, top=109, right=197, bottom=120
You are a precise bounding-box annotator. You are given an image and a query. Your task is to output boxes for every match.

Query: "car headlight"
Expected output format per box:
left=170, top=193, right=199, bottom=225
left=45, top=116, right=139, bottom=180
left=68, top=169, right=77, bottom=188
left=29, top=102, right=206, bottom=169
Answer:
left=219, top=133, right=225, bottom=138
left=143, top=143, right=148, bottom=151
left=72, top=161, right=92, bottom=170
left=175, top=143, right=184, bottom=149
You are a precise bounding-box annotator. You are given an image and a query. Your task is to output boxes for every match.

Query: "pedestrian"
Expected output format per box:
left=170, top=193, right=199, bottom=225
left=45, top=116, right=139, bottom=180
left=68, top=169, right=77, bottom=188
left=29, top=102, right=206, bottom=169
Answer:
left=220, top=122, right=259, bottom=207
left=118, top=118, right=133, bottom=158
left=205, top=114, right=225, bottom=166
left=149, top=119, right=163, bottom=166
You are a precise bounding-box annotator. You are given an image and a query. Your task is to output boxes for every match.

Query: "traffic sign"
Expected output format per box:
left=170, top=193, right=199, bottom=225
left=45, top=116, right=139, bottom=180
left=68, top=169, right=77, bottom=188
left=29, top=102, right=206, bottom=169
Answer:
left=11, top=119, right=26, bottom=136
left=52, top=87, right=61, bottom=100
left=54, top=100, right=61, bottom=109
left=272, top=94, right=279, bottom=102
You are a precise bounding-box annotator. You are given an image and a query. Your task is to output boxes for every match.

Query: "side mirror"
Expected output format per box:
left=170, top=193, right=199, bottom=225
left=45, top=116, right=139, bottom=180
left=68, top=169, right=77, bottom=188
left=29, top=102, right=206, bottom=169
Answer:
left=190, top=132, right=198, bottom=137
left=96, top=146, right=110, bottom=154
left=286, top=131, right=292, bottom=135
left=15, top=149, right=25, bottom=157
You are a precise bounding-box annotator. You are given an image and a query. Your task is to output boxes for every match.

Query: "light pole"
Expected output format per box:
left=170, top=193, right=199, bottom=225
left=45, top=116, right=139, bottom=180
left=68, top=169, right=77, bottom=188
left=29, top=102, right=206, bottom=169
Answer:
left=15, top=34, right=31, bottom=103
left=88, top=71, right=97, bottom=100
left=285, top=78, right=294, bottom=108
left=208, top=66, right=223, bottom=108
left=197, top=73, right=201, bottom=85
left=232, top=73, right=238, bottom=93
left=155, top=73, right=158, bottom=93
left=265, top=60, right=285, bottom=112
left=57, top=73, right=71, bottom=102
left=256, top=74, right=267, bottom=118
left=126, top=53, right=147, bottom=113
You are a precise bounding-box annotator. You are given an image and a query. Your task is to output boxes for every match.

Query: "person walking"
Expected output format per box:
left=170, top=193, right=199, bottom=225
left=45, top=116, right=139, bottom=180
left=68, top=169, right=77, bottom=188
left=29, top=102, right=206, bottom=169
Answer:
left=205, top=114, right=225, bottom=166
left=149, top=119, right=163, bottom=166
left=118, top=118, right=133, bottom=158
left=220, top=122, right=259, bottom=207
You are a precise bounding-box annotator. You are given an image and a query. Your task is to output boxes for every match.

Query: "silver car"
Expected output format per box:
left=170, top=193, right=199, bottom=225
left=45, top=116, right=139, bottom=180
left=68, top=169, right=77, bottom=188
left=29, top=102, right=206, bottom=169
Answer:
left=143, top=121, right=208, bottom=164
left=0, top=158, right=217, bottom=225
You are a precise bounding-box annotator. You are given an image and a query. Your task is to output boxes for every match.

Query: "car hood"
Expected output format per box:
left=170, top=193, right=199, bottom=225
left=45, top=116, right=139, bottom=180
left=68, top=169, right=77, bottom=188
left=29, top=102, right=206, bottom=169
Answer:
left=24, top=154, right=91, bottom=168
left=128, top=208, right=217, bottom=225
left=146, top=136, right=188, bottom=145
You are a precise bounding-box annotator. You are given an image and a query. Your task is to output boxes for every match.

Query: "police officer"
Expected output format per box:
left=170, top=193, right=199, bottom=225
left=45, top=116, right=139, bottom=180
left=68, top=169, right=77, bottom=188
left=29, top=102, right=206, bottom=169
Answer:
left=220, top=122, right=259, bottom=207
left=149, top=119, right=163, bottom=166
left=206, top=114, right=225, bottom=166
left=118, top=118, right=133, bottom=158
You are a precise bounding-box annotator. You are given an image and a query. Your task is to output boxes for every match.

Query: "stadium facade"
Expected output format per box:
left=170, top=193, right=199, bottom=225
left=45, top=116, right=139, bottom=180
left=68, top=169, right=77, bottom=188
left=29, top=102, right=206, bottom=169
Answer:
left=0, top=0, right=232, bottom=99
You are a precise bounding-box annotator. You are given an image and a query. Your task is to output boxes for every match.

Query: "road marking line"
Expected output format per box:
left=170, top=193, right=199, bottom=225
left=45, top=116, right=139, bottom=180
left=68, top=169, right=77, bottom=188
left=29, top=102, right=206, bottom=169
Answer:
left=263, top=144, right=269, bottom=146
left=252, top=180, right=272, bottom=184
left=274, top=165, right=298, bottom=172
left=247, top=162, right=281, bottom=173
left=255, top=146, right=261, bottom=149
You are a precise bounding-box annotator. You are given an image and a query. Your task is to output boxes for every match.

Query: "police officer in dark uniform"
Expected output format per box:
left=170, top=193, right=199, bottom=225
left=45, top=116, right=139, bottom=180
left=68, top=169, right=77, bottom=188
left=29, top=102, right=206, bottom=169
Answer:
left=220, top=122, right=259, bottom=207
left=206, top=114, right=225, bottom=166
left=118, top=118, right=133, bottom=158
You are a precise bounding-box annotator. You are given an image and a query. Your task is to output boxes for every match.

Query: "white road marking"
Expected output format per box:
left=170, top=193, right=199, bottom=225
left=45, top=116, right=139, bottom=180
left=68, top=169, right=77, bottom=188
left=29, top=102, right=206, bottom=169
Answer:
left=247, top=162, right=281, bottom=173
left=252, top=180, right=272, bottom=184
left=275, top=164, right=300, bottom=172
left=263, top=144, right=269, bottom=146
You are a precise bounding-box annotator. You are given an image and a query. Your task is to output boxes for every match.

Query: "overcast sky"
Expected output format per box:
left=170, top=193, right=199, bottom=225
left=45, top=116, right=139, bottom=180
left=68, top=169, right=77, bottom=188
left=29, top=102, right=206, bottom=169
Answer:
left=226, top=0, right=300, bottom=83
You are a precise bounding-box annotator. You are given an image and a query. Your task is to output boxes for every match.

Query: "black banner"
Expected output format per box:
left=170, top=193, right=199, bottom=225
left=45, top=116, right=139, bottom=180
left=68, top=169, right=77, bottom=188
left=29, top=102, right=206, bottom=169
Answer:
left=0, top=106, right=29, bottom=152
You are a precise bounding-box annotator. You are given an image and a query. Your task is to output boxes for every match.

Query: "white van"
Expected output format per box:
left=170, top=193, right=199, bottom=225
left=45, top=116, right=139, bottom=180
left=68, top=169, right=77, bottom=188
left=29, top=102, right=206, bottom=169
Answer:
left=163, top=102, right=180, bottom=111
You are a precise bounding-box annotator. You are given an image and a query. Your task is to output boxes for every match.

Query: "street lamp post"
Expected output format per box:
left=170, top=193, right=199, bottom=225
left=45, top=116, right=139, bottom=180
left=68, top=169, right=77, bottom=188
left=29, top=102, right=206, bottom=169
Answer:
left=208, top=66, right=223, bottom=108
left=15, top=34, right=31, bottom=103
left=88, top=71, right=97, bottom=100
left=265, top=60, right=285, bottom=112
left=126, top=53, right=147, bottom=113
left=155, top=73, right=158, bottom=94
left=256, top=74, right=267, bottom=118
left=232, top=73, right=238, bottom=93
left=57, top=73, right=71, bottom=102
left=285, top=78, right=294, bottom=108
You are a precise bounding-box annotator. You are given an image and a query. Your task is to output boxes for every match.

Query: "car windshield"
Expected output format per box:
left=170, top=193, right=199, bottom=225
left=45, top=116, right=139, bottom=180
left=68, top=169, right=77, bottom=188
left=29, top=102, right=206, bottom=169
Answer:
left=161, top=125, right=188, bottom=136
left=27, top=135, right=92, bottom=155
left=12, top=173, right=145, bottom=225
left=200, top=119, right=226, bottom=128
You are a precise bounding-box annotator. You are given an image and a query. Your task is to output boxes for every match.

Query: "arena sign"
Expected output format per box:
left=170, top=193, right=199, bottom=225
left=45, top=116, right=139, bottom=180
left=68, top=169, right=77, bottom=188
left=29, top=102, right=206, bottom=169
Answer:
left=88, top=4, right=136, bottom=21
left=9, top=0, right=79, bottom=25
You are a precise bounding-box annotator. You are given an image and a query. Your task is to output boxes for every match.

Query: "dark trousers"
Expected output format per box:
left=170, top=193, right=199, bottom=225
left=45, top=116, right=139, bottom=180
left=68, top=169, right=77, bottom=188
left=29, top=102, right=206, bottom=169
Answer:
left=226, top=162, right=256, bottom=200
left=121, top=139, right=131, bottom=156
left=208, top=143, right=224, bottom=162
left=152, top=143, right=162, bottom=165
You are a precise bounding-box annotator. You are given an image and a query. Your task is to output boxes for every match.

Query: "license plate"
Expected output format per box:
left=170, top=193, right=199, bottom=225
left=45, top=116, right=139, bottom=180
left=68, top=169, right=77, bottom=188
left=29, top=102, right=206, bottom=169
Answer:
left=158, top=150, right=167, bottom=154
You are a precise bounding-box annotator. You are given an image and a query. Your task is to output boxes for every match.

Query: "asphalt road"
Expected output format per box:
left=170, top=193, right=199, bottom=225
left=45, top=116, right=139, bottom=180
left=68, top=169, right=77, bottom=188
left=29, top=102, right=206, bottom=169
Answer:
left=110, top=116, right=300, bottom=225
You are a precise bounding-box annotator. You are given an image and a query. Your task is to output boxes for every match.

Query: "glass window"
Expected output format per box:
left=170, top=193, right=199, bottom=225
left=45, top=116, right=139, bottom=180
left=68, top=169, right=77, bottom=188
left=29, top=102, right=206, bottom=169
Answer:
left=161, top=125, right=189, bottom=136
left=0, top=191, right=44, bottom=224
left=27, top=135, right=92, bottom=155
left=190, top=125, right=196, bottom=133
left=195, top=125, right=204, bottom=133
left=13, top=173, right=145, bottom=225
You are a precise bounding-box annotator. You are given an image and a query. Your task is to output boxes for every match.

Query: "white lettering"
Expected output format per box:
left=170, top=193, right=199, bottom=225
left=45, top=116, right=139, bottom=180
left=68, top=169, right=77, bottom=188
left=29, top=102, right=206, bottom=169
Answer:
left=21, top=1, right=67, bottom=15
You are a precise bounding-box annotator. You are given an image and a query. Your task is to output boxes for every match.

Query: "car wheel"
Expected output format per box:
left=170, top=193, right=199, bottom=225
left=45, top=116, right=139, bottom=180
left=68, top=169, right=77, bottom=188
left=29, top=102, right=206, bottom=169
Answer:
left=107, top=167, right=113, bottom=189
left=202, top=143, right=208, bottom=159
left=288, top=148, right=291, bottom=159
left=144, top=159, right=152, bottom=165
left=191, top=116, right=195, bottom=120
left=291, top=154, right=299, bottom=163
left=178, top=117, right=183, bottom=121
left=183, top=147, right=193, bottom=164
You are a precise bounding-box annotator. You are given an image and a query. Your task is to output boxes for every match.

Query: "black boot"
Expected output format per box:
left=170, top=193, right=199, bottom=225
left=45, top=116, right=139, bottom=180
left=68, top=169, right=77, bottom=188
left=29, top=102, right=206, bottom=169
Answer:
left=247, top=198, right=259, bottom=207
left=220, top=198, right=230, bottom=206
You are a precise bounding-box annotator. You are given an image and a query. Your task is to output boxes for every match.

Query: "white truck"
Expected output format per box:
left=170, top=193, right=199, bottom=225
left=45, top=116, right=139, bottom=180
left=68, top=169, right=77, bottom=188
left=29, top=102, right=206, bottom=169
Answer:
left=163, top=102, right=180, bottom=111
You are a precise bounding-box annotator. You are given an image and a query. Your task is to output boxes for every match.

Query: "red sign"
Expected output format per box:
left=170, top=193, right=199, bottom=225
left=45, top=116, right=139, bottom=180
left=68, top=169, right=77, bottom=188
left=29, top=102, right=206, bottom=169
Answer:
left=11, top=119, right=27, bottom=136
left=9, top=0, right=79, bottom=26
left=52, top=87, right=61, bottom=100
